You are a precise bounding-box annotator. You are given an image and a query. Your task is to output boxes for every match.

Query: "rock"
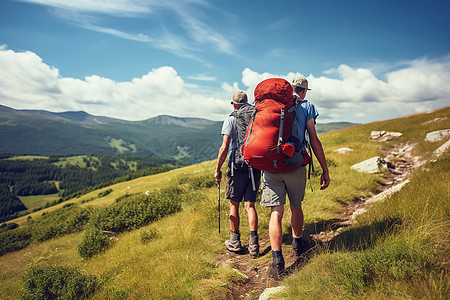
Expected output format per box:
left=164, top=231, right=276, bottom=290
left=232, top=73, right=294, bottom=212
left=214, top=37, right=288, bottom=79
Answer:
left=370, top=131, right=403, bottom=141
left=422, top=117, right=447, bottom=125
left=351, top=157, right=382, bottom=173
left=259, top=286, right=288, bottom=300
left=425, top=129, right=450, bottom=142
left=334, top=147, right=354, bottom=154
left=433, top=139, right=450, bottom=157
left=352, top=180, right=410, bottom=219
left=217, top=259, right=232, bottom=268
left=370, top=131, right=385, bottom=139
left=232, top=268, right=249, bottom=281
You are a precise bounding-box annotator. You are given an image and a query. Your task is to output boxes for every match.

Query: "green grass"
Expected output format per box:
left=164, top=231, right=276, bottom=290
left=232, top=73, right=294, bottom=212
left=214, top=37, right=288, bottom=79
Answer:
left=4, top=155, right=49, bottom=161
left=1, top=106, right=449, bottom=299
left=280, top=154, right=449, bottom=298
left=53, top=155, right=89, bottom=168
left=277, top=107, right=450, bottom=299
left=107, top=137, right=136, bottom=154
left=19, top=193, right=61, bottom=210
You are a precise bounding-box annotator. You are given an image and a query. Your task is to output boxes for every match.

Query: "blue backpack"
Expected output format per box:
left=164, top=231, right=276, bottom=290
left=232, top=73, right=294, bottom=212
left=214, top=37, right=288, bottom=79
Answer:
left=284, top=97, right=314, bottom=187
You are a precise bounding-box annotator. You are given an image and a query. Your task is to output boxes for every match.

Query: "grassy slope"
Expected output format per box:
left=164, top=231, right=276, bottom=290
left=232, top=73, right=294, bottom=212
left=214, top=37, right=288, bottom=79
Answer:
left=19, top=194, right=60, bottom=210
left=279, top=107, right=450, bottom=299
left=0, top=107, right=448, bottom=299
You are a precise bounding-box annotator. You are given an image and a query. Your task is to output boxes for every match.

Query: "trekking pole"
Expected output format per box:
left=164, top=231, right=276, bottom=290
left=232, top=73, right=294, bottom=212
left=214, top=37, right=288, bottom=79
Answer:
left=217, top=181, right=221, bottom=234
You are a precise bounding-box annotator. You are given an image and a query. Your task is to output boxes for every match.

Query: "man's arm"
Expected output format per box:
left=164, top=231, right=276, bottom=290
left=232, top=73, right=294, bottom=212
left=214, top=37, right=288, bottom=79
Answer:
left=214, top=134, right=231, bottom=182
left=306, top=119, right=330, bottom=190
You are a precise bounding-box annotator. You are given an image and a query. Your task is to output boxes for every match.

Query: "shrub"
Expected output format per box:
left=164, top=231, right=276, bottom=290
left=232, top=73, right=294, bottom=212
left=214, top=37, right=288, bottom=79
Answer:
left=22, top=265, right=100, bottom=299
left=188, top=174, right=216, bottom=189
left=34, top=206, right=92, bottom=242
left=0, top=206, right=93, bottom=256
left=140, top=229, right=158, bottom=244
left=77, top=226, right=109, bottom=259
left=0, top=222, right=19, bottom=233
left=0, top=227, right=32, bottom=256
left=97, top=189, right=113, bottom=198
left=63, top=207, right=93, bottom=233
left=88, top=187, right=183, bottom=233
left=77, top=187, right=183, bottom=258
left=115, top=192, right=138, bottom=203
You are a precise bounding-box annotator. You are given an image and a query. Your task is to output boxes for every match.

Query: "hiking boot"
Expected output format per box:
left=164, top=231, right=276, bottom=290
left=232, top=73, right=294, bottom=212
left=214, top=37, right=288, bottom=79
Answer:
left=268, top=258, right=285, bottom=280
left=225, top=230, right=242, bottom=252
left=292, top=236, right=312, bottom=258
left=248, top=235, right=259, bottom=258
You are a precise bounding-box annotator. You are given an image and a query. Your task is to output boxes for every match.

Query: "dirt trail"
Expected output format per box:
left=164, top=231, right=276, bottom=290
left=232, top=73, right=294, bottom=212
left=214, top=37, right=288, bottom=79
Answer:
left=217, top=141, right=424, bottom=299
left=337, top=141, right=424, bottom=226
left=217, top=237, right=301, bottom=299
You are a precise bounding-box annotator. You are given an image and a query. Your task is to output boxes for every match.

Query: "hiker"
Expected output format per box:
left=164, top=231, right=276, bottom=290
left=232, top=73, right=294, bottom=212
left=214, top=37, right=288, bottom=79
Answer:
left=214, top=91, right=261, bottom=258
left=260, top=76, right=330, bottom=279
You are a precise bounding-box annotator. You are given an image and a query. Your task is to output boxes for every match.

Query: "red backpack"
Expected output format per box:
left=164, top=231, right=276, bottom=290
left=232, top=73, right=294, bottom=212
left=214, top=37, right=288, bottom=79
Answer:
left=241, top=78, right=299, bottom=173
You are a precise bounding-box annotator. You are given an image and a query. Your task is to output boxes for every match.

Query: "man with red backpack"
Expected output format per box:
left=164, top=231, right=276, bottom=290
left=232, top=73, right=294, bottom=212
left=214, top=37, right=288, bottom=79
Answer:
left=214, top=91, right=261, bottom=258
left=260, top=76, right=331, bottom=279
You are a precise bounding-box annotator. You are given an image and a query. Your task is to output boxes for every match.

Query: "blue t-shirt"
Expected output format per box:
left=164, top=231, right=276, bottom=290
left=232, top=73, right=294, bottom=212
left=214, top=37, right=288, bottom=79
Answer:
left=221, top=115, right=239, bottom=152
left=292, top=94, right=319, bottom=144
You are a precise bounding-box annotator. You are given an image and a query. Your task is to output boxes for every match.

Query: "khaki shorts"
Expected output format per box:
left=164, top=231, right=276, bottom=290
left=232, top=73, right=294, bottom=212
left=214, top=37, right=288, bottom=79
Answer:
left=225, top=168, right=261, bottom=203
left=260, top=166, right=307, bottom=209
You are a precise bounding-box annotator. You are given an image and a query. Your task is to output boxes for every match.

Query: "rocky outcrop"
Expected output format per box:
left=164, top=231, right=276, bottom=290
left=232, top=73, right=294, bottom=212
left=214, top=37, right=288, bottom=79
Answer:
left=425, top=129, right=450, bottom=142
left=422, top=117, right=447, bottom=125
left=334, top=147, right=354, bottom=154
left=259, top=286, right=288, bottom=300
left=351, top=157, right=382, bottom=173
left=351, top=180, right=410, bottom=219
left=433, top=139, right=450, bottom=157
left=370, top=131, right=403, bottom=141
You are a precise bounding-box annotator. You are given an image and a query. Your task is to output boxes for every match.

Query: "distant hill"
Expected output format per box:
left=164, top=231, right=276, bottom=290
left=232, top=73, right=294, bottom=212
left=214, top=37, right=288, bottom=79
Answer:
left=315, top=122, right=357, bottom=134
left=0, top=105, right=357, bottom=163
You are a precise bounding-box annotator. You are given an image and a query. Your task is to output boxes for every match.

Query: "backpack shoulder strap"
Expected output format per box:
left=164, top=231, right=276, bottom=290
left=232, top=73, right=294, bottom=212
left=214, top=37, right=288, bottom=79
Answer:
left=295, top=99, right=315, bottom=191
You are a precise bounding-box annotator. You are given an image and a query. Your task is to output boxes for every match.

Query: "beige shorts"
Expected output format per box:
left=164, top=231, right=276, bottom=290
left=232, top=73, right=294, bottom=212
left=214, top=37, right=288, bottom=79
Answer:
left=260, top=166, right=307, bottom=209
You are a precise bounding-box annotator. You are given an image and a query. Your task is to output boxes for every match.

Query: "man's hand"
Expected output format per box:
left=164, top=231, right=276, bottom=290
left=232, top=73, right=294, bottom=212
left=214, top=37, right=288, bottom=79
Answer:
left=214, top=170, right=222, bottom=183
left=320, top=172, right=330, bottom=190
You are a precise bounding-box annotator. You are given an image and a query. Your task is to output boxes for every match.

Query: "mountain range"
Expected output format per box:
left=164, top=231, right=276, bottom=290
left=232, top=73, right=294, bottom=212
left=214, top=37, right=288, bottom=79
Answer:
left=0, top=104, right=356, bottom=163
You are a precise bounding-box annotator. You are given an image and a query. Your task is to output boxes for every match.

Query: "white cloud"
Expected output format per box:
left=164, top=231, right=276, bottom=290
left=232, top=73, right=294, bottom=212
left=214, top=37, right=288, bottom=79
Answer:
left=80, top=23, right=153, bottom=42
left=16, top=0, right=153, bottom=16
left=1, top=47, right=448, bottom=123
left=171, top=4, right=234, bottom=55
left=240, top=57, right=450, bottom=122
left=0, top=46, right=230, bottom=121
left=187, top=74, right=217, bottom=81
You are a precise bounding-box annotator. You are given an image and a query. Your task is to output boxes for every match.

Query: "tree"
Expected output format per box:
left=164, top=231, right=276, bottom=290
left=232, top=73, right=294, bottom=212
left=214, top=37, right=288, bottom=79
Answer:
left=0, top=184, right=27, bottom=222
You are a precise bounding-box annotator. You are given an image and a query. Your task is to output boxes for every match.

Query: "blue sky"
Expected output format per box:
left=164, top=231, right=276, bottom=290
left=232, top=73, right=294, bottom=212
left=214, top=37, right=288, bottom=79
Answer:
left=0, top=0, right=449, bottom=123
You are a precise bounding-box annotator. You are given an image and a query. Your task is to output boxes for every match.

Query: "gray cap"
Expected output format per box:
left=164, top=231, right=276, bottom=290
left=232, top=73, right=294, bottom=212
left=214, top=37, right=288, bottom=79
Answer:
left=291, top=76, right=311, bottom=90
left=231, top=91, right=248, bottom=104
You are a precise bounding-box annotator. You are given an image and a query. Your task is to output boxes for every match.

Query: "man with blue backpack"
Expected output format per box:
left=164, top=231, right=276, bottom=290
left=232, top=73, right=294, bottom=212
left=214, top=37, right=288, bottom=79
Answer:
left=260, top=76, right=331, bottom=279
left=214, top=91, right=261, bottom=258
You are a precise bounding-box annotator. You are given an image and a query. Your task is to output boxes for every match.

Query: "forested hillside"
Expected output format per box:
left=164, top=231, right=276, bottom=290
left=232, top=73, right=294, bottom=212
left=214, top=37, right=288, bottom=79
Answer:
left=0, top=105, right=355, bottom=164
left=0, top=105, right=222, bottom=164
left=0, top=154, right=183, bottom=222
left=0, top=185, right=26, bottom=222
